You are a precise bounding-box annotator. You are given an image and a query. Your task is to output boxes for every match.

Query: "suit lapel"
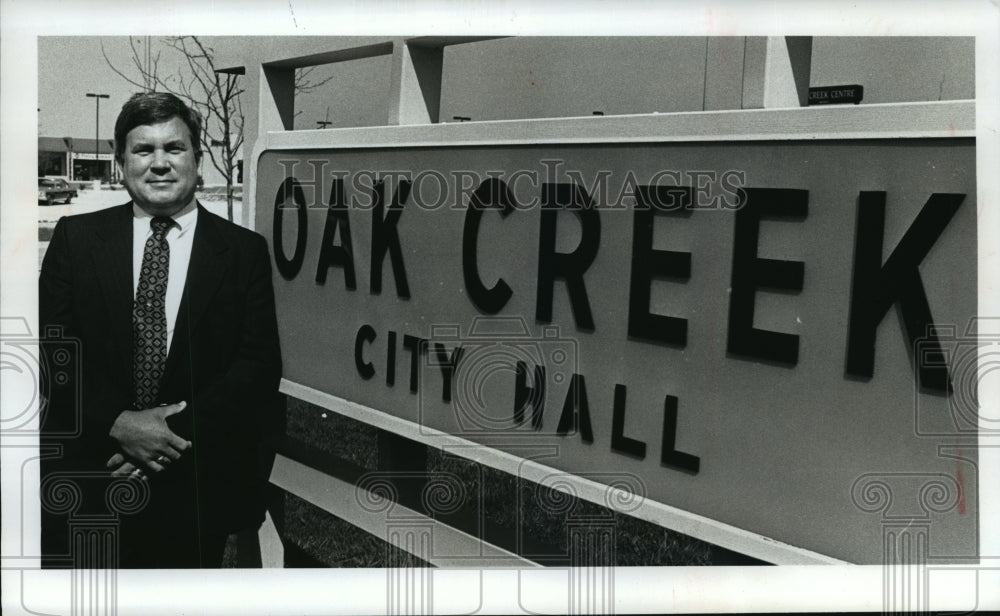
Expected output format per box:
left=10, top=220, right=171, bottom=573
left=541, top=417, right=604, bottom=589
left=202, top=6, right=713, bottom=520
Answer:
left=92, top=204, right=135, bottom=381
left=163, top=205, right=232, bottom=385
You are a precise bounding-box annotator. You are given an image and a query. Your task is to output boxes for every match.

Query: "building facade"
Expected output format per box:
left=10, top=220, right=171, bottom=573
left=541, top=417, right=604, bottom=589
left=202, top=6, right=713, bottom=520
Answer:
left=38, top=135, right=239, bottom=187
left=38, top=136, right=117, bottom=183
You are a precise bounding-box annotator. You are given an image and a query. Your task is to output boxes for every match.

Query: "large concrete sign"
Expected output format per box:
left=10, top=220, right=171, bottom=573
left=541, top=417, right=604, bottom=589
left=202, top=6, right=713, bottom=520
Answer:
left=256, top=136, right=976, bottom=564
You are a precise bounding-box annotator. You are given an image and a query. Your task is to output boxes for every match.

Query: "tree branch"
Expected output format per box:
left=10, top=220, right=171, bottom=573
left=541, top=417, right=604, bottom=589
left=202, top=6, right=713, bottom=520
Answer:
left=102, top=35, right=246, bottom=220
left=295, top=66, right=335, bottom=93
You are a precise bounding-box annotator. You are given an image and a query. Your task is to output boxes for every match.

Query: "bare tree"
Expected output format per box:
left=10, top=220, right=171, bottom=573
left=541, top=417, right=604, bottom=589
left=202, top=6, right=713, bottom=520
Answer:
left=107, top=36, right=163, bottom=91
left=102, top=36, right=243, bottom=221
left=104, top=37, right=338, bottom=218
left=295, top=65, right=335, bottom=94
left=293, top=66, right=335, bottom=125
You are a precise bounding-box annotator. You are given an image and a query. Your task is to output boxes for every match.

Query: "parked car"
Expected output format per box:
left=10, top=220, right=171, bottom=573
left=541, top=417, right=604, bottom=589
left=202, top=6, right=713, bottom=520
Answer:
left=38, top=177, right=77, bottom=205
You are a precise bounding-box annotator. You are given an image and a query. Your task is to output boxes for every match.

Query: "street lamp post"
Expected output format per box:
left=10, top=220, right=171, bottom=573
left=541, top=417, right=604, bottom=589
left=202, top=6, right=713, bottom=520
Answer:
left=85, top=93, right=109, bottom=183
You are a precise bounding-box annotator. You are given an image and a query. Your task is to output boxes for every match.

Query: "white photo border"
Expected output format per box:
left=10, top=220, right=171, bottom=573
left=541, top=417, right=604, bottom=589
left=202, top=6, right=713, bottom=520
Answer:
left=3, top=0, right=999, bottom=614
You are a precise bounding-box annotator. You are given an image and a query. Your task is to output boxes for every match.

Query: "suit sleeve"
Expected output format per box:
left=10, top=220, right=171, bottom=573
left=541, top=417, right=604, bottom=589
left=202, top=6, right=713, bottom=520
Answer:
left=39, top=220, right=76, bottom=339
left=180, top=233, right=283, bottom=440
left=39, top=219, right=78, bottom=442
left=39, top=220, right=130, bottom=466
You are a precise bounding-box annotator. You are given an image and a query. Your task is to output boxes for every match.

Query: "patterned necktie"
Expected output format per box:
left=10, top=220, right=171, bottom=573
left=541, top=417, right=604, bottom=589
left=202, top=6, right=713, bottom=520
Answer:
left=133, top=216, right=173, bottom=410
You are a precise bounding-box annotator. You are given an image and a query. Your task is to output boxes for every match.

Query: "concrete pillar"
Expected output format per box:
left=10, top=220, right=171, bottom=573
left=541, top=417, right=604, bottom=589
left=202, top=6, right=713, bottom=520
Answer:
left=742, top=36, right=813, bottom=109
left=388, top=42, right=444, bottom=126
left=259, top=64, right=296, bottom=134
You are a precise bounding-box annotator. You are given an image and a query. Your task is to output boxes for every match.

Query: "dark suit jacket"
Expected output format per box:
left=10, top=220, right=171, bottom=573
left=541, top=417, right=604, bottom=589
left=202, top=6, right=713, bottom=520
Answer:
left=40, top=202, right=282, bottom=536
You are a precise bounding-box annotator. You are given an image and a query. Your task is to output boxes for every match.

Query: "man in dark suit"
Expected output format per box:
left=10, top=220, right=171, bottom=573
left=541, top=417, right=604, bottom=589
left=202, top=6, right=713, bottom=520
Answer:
left=39, top=92, right=281, bottom=568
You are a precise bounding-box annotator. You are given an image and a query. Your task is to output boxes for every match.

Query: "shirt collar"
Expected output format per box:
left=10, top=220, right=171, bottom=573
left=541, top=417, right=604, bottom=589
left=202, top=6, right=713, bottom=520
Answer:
left=132, top=199, right=198, bottom=234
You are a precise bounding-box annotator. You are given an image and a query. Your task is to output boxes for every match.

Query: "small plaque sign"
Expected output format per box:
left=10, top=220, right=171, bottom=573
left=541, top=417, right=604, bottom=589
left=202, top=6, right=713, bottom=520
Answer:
left=808, top=85, right=863, bottom=105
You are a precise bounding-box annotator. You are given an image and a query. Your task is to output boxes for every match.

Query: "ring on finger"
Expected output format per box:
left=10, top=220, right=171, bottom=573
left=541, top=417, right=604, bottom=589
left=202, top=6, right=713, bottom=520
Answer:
left=156, top=455, right=167, bottom=464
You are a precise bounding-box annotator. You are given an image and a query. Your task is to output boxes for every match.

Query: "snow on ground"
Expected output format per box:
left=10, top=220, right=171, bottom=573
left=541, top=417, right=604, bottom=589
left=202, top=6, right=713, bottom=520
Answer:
left=37, top=185, right=243, bottom=268
left=38, top=185, right=241, bottom=224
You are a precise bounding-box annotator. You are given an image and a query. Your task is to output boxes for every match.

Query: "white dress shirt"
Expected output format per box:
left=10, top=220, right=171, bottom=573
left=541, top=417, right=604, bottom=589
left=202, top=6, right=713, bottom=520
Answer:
left=132, top=201, right=198, bottom=351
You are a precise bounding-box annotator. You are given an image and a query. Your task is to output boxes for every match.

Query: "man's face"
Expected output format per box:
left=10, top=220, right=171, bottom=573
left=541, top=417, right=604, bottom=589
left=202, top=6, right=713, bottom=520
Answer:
left=119, top=116, right=199, bottom=216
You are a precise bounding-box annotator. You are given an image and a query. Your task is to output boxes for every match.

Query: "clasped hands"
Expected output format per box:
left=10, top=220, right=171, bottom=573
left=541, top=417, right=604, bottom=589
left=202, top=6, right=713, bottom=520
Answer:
left=107, top=401, right=191, bottom=480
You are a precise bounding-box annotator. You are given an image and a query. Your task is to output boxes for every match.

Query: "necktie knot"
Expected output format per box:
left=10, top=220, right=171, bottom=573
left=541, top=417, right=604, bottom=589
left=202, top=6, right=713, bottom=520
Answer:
left=151, top=216, right=173, bottom=237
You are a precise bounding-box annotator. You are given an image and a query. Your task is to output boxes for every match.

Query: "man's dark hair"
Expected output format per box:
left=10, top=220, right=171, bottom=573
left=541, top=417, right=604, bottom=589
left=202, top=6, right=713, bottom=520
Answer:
left=114, top=92, right=202, bottom=164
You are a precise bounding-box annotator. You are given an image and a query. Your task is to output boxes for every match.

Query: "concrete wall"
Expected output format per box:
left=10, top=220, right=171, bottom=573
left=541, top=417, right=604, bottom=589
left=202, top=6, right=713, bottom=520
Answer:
left=215, top=36, right=975, bottom=166
left=810, top=36, right=974, bottom=103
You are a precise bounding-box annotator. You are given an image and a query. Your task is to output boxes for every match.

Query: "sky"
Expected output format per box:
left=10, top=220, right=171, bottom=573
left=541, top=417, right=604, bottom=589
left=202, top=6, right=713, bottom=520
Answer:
left=38, top=37, right=145, bottom=138
left=38, top=37, right=263, bottom=139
